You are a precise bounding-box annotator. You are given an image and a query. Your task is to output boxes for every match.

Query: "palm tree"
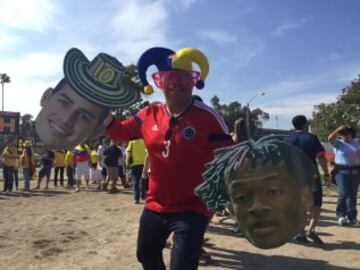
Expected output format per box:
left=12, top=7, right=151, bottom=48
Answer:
left=0, top=73, right=11, bottom=111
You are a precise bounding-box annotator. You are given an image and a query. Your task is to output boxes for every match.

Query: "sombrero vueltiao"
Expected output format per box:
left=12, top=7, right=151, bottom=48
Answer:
left=63, top=48, right=140, bottom=109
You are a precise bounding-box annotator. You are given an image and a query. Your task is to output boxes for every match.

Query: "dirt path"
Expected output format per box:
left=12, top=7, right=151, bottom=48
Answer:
left=0, top=182, right=359, bottom=270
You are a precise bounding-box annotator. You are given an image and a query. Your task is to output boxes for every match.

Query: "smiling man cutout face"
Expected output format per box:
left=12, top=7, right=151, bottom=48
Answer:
left=35, top=48, right=140, bottom=150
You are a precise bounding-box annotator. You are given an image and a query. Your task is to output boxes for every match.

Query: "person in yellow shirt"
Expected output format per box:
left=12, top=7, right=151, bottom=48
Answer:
left=2, top=138, right=17, bottom=192
left=20, top=140, right=35, bottom=192
left=64, top=149, right=75, bottom=188
left=126, top=139, right=146, bottom=203
left=54, top=150, right=66, bottom=187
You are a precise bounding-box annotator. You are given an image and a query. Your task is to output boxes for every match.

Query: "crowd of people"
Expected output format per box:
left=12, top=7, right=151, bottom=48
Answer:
left=1, top=137, right=147, bottom=200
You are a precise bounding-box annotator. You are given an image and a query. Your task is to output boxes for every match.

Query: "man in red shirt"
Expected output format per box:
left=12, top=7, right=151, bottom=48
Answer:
left=104, top=47, right=233, bottom=270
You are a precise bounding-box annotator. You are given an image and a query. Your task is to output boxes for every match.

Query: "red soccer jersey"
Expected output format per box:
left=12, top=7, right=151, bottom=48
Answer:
left=106, top=100, right=234, bottom=216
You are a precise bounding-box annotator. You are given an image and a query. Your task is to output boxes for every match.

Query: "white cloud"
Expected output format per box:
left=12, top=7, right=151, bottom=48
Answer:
left=0, top=52, right=62, bottom=80
left=272, top=17, right=310, bottom=37
left=111, top=0, right=171, bottom=64
left=0, top=30, right=23, bottom=49
left=0, top=0, right=58, bottom=33
left=171, top=0, right=197, bottom=10
left=0, top=51, right=63, bottom=116
left=199, top=29, right=237, bottom=45
left=255, top=62, right=360, bottom=128
left=262, top=93, right=338, bottom=117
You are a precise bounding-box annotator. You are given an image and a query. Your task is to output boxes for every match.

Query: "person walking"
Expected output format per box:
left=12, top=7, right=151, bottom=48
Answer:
left=126, top=139, right=146, bottom=203
left=104, top=140, right=122, bottom=193
left=73, top=143, right=91, bottom=192
left=54, top=150, right=66, bottom=187
left=104, top=47, right=233, bottom=270
left=287, top=115, right=330, bottom=245
left=19, top=140, right=35, bottom=192
left=329, top=125, right=360, bottom=226
left=65, top=149, right=75, bottom=188
left=2, top=138, right=17, bottom=192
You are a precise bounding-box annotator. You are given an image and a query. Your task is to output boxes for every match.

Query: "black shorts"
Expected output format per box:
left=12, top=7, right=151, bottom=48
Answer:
left=118, top=165, right=125, bottom=178
left=39, top=165, right=52, bottom=179
left=313, top=176, right=323, bottom=207
left=101, top=167, right=107, bottom=177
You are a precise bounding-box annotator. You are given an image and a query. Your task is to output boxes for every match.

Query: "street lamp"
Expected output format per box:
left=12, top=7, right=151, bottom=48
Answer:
left=0, top=73, right=11, bottom=111
left=246, top=92, right=265, bottom=139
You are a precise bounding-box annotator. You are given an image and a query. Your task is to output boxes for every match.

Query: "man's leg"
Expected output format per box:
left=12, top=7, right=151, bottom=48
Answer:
left=3, top=166, right=9, bottom=191
left=347, top=174, right=360, bottom=223
left=335, top=173, right=349, bottom=221
left=13, top=169, right=19, bottom=190
left=141, top=177, right=149, bottom=200
left=23, top=168, right=31, bottom=191
left=132, top=165, right=143, bottom=203
left=54, top=167, right=59, bottom=186
left=307, top=176, right=324, bottom=244
left=136, top=209, right=170, bottom=270
left=169, top=211, right=209, bottom=270
left=7, top=167, right=14, bottom=191
left=35, top=167, right=44, bottom=189
left=60, top=167, right=65, bottom=186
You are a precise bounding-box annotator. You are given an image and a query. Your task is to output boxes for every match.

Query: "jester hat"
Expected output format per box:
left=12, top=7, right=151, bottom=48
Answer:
left=137, top=47, right=209, bottom=94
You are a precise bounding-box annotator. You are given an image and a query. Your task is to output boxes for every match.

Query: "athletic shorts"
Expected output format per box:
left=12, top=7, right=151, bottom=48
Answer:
left=39, top=165, right=52, bottom=179
left=75, top=161, right=90, bottom=181
left=313, top=176, right=323, bottom=207
left=107, top=167, right=119, bottom=181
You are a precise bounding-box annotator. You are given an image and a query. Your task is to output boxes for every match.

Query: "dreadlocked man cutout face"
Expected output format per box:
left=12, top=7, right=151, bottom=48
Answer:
left=195, top=136, right=315, bottom=249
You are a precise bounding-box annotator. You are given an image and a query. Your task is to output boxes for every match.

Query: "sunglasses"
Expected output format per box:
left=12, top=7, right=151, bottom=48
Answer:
left=152, top=70, right=200, bottom=91
left=164, top=116, right=177, bottom=141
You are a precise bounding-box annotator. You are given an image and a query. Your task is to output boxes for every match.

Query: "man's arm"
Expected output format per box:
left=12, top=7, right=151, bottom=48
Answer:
left=328, top=125, right=347, bottom=146
left=104, top=108, right=146, bottom=142
left=318, top=155, right=330, bottom=186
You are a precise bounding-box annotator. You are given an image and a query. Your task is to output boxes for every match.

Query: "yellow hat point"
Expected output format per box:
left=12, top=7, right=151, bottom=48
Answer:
left=144, top=85, right=154, bottom=95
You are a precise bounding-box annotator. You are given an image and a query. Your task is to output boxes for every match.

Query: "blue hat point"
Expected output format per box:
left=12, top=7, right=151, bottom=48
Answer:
left=196, top=80, right=204, bottom=89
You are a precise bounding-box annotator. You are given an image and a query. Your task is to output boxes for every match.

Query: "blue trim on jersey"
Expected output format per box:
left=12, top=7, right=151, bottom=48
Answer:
left=134, top=114, right=143, bottom=126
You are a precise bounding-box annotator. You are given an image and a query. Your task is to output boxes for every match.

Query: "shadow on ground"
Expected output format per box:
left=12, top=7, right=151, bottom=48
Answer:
left=203, top=245, right=359, bottom=270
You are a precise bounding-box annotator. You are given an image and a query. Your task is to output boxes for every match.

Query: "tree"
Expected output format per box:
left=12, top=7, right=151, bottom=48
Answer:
left=0, top=73, right=11, bottom=111
left=113, top=64, right=147, bottom=120
left=210, top=95, right=269, bottom=134
left=311, top=75, right=360, bottom=141
left=20, top=114, right=36, bottom=139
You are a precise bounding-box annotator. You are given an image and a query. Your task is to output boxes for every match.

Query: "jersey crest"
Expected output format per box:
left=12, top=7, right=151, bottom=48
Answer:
left=182, top=126, right=196, bottom=140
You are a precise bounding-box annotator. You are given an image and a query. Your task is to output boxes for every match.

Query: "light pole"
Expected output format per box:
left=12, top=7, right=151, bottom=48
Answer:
left=246, top=92, right=265, bottom=139
left=275, top=116, right=279, bottom=129
left=0, top=73, right=11, bottom=112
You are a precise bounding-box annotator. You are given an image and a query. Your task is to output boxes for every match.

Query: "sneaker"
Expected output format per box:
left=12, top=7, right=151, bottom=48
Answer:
left=348, top=219, right=360, bottom=227
left=307, top=231, right=324, bottom=245
left=294, top=234, right=309, bottom=243
left=74, top=188, right=79, bottom=193
left=338, top=217, right=349, bottom=226
left=134, top=200, right=140, bottom=204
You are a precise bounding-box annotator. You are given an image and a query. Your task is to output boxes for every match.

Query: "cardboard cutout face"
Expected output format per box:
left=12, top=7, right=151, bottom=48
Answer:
left=35, top=82, right=104, bottom=150
left=227, top=162, right=313, bottom=249
left=34, top=47, right=141, bottom=149
left=195, top=136, right=316, bottom=249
